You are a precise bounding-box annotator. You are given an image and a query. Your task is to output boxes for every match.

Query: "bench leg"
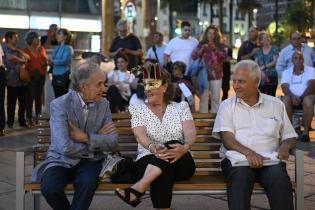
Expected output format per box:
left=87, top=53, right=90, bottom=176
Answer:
left=16, top=151, right=25, bottom=210
left=295, top=149, right=304, bottom=210
left=34, top=194, right=40, bottom=210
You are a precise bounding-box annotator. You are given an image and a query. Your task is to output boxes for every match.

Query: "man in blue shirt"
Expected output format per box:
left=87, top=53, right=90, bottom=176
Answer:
left=276, top=31, right=315, bottom=77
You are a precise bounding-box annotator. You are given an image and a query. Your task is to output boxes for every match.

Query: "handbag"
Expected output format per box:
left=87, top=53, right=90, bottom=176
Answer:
left=99, top=152, right=124, bottom=182
left=187, top=58, right=208, bottom=94
left=18, top=64, right=31, bottom=82
left=99, top=152, right=136, bottom=183
left=52, top=71, right=70, bottom=88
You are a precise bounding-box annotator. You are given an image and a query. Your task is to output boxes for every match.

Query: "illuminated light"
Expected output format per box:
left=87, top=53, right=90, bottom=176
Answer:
left=30, top=16, right=60, bottom=30
left=199, top=21, right=203, bottom=26
left=154, top=16, right=158, bottom=21
left=253, top=8, right=258, bottom=13
left=0, top=15, right=29, bottom=29
left=204, top=21, right=209, bottom=26
left=307, top=41, right=314, bottom=48
left=235, top=38, right=242, bottom=48
left=61, top=18, right=101, bottom=32
left=175, top=28, right=181, bottom=35
left=91, top=35, right=101, bottom=52
left=2, top=38, right=5, bottom=43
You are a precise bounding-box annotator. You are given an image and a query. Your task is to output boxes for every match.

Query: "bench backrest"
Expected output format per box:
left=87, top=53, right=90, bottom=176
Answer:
left=36, top=112, right=221, bottom=176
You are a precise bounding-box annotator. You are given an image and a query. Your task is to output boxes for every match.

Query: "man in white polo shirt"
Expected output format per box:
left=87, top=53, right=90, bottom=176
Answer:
left=163, top=21, right=198, bottom=73
left=213, top=60, right=296, bottom=210
left=281, top=51, right=315, bottom=142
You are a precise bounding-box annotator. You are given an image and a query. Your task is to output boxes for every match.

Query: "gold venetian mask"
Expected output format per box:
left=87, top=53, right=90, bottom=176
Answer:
left=143, top=79, right=162, bottom=91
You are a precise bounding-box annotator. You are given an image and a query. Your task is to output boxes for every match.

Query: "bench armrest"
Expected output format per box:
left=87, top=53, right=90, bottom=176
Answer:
left=16, top=151, right=25, bottom=210
left=294, top=149, right=304, bottom=210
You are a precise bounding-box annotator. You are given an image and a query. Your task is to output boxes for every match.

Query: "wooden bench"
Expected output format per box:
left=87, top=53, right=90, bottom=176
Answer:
left=16, top=112, right=304, bottom=210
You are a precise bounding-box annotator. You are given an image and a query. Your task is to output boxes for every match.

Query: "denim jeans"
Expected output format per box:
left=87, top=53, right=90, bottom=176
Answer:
left=41, top=160, right=102, bottom=210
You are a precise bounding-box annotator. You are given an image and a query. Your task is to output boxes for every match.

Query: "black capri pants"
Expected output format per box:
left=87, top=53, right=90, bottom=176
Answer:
left=135, top=152, right=196, bottom=209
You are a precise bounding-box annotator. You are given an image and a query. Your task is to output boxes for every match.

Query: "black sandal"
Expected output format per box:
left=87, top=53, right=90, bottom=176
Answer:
left=115, top=187, right=145, bottom=207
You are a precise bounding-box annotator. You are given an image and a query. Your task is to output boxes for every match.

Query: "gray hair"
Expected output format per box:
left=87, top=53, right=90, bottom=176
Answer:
left=70, top=60, right=104, bottom=91
left=116, top=19, right=127, bottom=28
left=24, top=31, right=39, bottom=46
left=233, top=60, right=261, bottom=85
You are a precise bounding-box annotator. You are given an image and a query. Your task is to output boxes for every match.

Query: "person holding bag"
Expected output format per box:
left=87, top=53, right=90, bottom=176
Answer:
left=115, top=63, right=196, bottom=209
left=49, top=28, right=73, bottom=98
left=2, top=31, right=30, bottom=128
left=192, top=25, right=227, bottom=113
left=23, top=31, right=48, bottom=126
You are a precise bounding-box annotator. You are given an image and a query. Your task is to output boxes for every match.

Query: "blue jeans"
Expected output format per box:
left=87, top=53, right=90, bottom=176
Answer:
left=41, top=160, right=102, bottom=210
left=221, top=158, right=293, bottom=210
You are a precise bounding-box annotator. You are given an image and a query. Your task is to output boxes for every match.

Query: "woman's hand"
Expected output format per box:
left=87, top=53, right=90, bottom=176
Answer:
left=157, top=143, right=189, bottom=163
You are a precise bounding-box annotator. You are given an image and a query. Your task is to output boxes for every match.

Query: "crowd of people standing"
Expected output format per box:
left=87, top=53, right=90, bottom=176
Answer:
left=0, top=18, right=312, bottom=210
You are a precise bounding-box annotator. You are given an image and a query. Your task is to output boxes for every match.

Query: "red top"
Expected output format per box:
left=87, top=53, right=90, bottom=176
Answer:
left=23, top=47, right=48, bottom=76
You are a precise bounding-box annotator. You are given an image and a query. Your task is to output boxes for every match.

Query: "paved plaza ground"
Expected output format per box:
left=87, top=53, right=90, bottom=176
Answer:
left=0, top=122, right=314, bottom=210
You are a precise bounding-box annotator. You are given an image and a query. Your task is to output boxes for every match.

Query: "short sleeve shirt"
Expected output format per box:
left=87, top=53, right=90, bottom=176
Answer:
left=237, top=40, right=258, bottom=62
left=2, top=44, right=27, bottom=87
left=164, top=37, right=199, bottom=69
left=281, top=65, right=315, bottom=96
left=212, top=93, right=297, bottom=159
left=129, top=101, right=193, bottom=160
left=109, top=34, right=142, bottom=69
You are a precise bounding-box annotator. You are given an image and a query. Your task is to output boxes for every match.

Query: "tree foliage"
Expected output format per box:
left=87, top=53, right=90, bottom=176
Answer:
left=284, top=0, right=313, bottom=34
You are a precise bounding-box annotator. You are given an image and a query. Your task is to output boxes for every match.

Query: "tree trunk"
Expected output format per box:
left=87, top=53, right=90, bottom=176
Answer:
left=210, top=2, right=214, bottom=24
left=219, top=0, right=223, bottom=33
left=229, top=0, right=233, bottom=46
left=274, top=0, right=279, bottom=46
left=142, top=0, right=157, bottom=50
left=101, top=0, right=115, bottom=55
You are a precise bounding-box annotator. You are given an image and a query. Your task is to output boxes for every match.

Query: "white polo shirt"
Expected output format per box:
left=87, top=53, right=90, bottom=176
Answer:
left=212, top=93, right=297, bottom=159
left=281, top=65, right=315, bottom=96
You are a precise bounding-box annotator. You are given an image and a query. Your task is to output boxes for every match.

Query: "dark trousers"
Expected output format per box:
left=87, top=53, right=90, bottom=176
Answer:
left=53, top=85, right=69, bottom=98
left=26, top=76, right=45, bottom=120
left=41, top=160, right=102, bottom=210
left=106, top=85, right=128, bottom=113
left=135, top=153, right=196, bottom=209
left=222, top=63, right=231, bottom=100
left=258, top=83, right=278, bottom=97
left=6, top=86, right=27, bottom=126
left=221, top=158, right=294, bottom=210
left=0, top=67, right=5, bottom=130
